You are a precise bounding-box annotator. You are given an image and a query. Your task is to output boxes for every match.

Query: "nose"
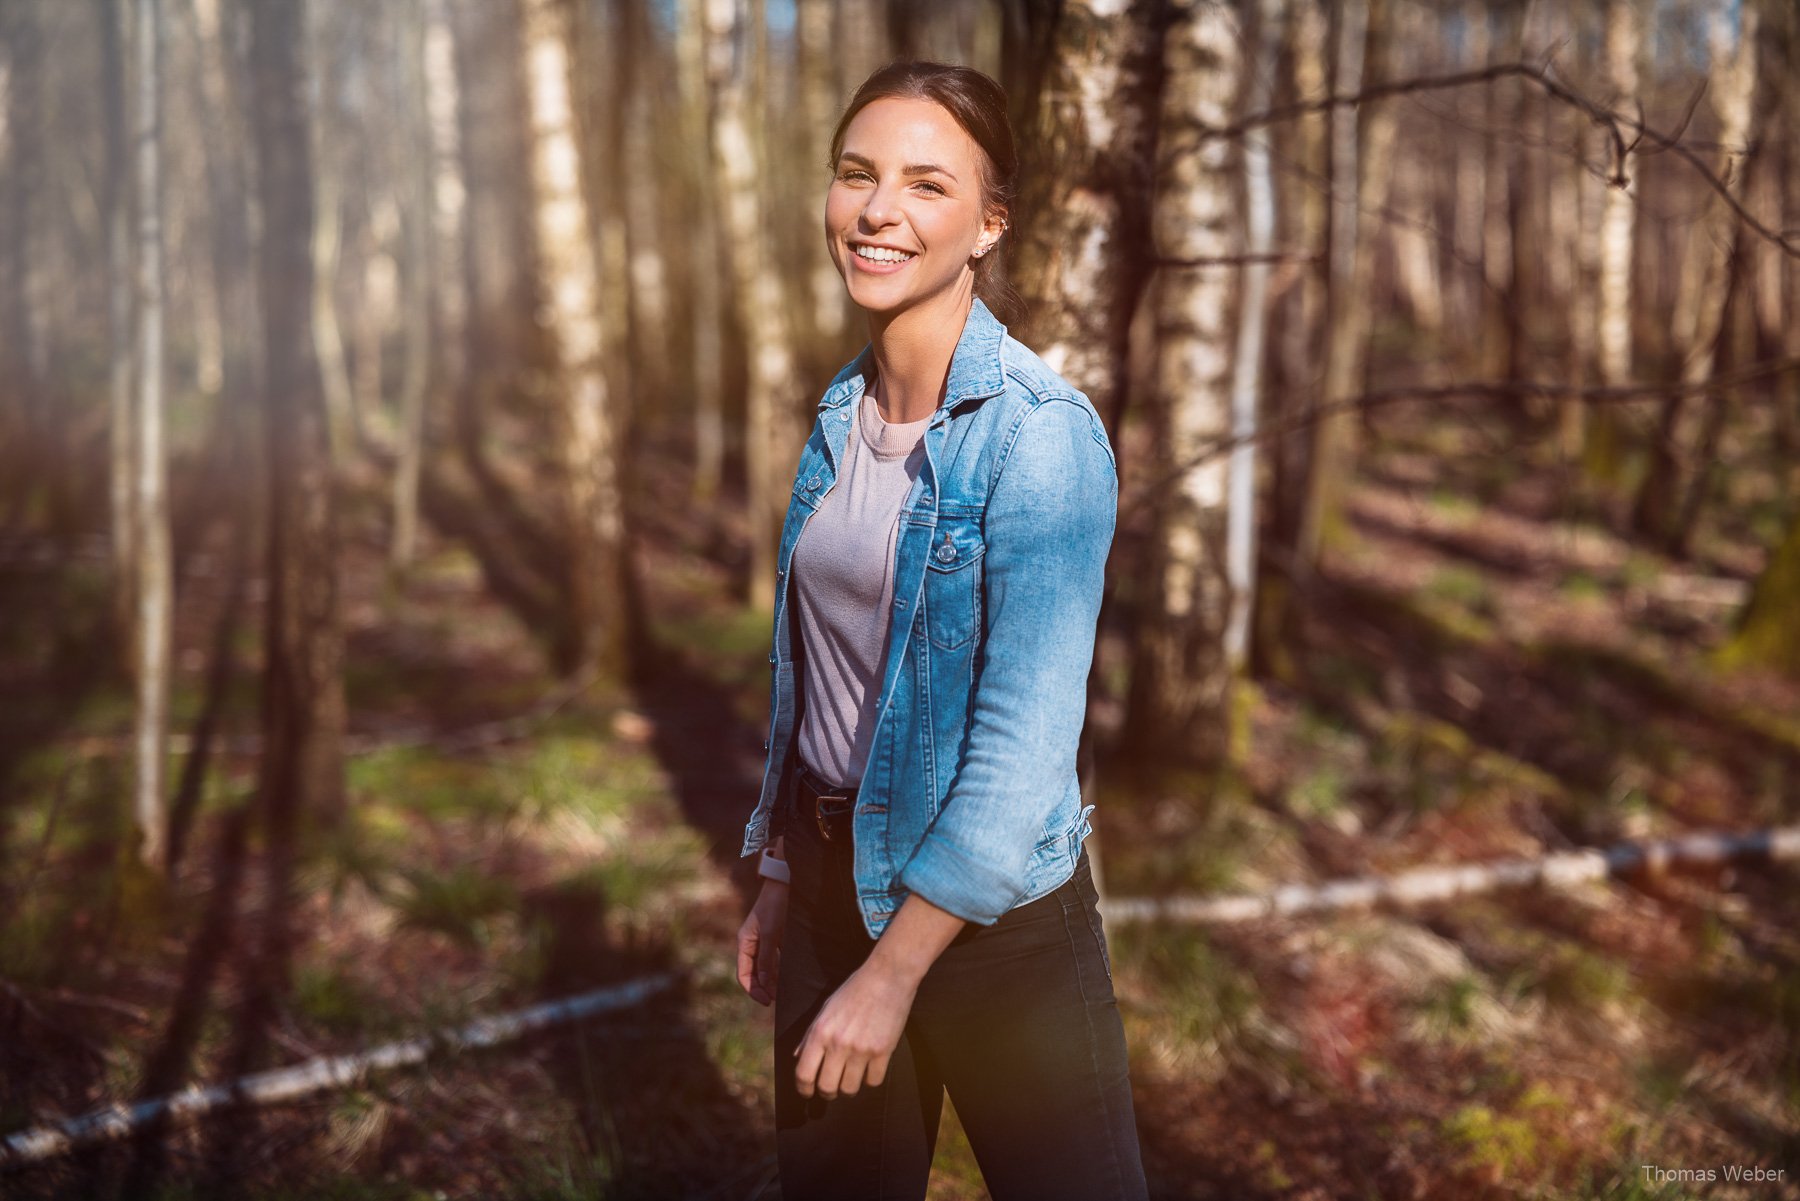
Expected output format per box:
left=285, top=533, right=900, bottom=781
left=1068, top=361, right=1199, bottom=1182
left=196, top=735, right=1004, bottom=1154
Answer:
left=860, top=178, right=903, bottom=229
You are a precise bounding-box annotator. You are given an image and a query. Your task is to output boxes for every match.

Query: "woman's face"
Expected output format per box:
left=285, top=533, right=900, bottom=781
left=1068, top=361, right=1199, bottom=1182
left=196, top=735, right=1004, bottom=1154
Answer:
left=825, top=96, right=1004, bottom=318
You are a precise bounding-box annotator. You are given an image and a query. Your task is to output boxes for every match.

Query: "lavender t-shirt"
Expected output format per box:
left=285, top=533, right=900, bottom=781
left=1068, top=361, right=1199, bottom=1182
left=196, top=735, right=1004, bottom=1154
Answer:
left=793, top=387, right=931, bottom=790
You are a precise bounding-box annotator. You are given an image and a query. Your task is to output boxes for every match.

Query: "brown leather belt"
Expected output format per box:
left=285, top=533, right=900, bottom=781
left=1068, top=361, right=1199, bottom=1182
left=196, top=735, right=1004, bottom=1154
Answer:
left=794, top=760, right=857, bottom=843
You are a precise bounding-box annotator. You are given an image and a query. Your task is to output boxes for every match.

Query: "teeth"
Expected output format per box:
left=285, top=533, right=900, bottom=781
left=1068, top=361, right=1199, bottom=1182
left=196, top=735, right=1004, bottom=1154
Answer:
left=854, top=245, right=915, bottom=263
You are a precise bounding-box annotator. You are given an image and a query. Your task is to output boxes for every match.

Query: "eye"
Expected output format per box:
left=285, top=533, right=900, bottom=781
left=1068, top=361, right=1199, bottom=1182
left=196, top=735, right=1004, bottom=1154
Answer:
left=837, top=168, right=874, bottom=183
left=914, top=180, right=947, bottom=196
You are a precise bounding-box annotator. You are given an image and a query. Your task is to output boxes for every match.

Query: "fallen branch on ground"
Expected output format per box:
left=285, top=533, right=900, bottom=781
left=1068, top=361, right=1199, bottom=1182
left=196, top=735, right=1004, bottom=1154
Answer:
left=1099, top=825, right=1800, bottom=926
left=0, top=972, right=678, bottom=1170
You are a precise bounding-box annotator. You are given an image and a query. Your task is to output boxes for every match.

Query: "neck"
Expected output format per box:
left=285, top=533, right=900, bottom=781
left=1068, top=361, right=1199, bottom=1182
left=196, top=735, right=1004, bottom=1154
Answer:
left=864, top=283, right=976, bottom=424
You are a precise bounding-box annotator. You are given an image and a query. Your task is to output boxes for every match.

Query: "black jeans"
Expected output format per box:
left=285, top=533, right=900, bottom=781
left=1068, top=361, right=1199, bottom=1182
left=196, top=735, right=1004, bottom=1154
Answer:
left=773, top=776, right=1150, bottom=1201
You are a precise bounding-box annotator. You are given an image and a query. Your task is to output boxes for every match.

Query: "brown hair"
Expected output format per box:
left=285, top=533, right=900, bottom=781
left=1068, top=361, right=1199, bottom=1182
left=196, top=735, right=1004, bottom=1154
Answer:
left=828, top=61, right=1025, bottom=325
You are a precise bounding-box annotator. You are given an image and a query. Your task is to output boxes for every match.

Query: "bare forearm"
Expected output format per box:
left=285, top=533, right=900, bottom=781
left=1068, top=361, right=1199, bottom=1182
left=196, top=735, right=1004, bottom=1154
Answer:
left=867, top=891, right=967, bottom=989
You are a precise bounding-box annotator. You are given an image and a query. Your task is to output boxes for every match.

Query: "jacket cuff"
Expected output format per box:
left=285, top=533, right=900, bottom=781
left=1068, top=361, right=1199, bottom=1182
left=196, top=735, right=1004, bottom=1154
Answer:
left=897, top=830, right=1023, bottom=926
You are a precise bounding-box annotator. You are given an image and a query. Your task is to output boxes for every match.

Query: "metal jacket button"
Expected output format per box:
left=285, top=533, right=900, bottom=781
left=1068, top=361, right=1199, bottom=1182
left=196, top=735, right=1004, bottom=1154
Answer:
left=935, top=539, right=957, bottom=563
left=807, top=477, right=821, bottom=491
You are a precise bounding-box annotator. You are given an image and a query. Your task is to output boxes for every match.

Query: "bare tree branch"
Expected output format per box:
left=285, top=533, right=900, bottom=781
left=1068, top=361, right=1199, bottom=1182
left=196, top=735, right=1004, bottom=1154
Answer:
left=1176, top=60, right=1800, bottom=260
left=0, top=974, right=679, bottom=1169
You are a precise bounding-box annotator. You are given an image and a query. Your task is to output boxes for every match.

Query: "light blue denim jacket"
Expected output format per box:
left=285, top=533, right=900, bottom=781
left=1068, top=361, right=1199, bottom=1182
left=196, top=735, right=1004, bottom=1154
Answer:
left=738, top=297, right=1117, bottom=940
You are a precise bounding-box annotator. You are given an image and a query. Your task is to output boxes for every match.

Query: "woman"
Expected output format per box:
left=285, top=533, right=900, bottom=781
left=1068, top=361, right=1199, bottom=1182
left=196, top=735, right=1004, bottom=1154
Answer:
left=734, top=61, right=1149, bottom=1201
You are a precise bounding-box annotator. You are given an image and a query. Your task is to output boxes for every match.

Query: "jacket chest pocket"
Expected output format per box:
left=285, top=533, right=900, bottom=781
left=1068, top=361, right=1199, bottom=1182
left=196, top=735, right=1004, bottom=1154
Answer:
left=923, top=518, right=984, bottom=650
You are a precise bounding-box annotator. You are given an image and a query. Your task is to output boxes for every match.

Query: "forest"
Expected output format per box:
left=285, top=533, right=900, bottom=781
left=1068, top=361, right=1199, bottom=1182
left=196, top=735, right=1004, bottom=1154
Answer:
left=1, top=0, right=1797, bottom=1197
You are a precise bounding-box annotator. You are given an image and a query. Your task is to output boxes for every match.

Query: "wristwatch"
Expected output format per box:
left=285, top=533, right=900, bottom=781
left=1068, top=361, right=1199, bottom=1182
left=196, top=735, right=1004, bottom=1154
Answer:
left=758, top=848, right=791, bottom=885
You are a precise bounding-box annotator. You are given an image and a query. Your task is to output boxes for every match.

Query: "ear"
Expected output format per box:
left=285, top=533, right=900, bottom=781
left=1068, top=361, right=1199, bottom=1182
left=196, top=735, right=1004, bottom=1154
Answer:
left=974, top=207, right=1009, bottom=258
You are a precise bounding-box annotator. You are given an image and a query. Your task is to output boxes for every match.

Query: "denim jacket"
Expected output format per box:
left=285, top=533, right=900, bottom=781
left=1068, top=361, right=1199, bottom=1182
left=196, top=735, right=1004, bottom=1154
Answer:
left=739, top=297, right=1117, bottom=940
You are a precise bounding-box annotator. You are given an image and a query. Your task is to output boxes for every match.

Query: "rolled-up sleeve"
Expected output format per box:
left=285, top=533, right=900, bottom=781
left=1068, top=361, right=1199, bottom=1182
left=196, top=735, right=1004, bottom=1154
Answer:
left=897, top=397, right=1117, bottom=924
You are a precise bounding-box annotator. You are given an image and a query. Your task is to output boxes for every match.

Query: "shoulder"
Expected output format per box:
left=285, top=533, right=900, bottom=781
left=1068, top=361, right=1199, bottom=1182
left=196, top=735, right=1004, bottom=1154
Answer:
left=988, top=334, right=1115, bottom=472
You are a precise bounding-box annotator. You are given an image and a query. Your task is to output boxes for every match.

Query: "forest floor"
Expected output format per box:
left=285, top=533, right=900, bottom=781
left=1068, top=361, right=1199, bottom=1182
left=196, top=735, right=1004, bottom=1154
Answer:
left=2, top=408, right=1798, bottom=1200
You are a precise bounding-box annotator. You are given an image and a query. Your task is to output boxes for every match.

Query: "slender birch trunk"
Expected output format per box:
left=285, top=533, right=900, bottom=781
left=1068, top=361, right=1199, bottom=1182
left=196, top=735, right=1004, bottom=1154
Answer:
left=100, top=0, right=139, bottom=655
left=1255, top=0, right=1326, bottom=677
left=356, top=200, right=398, bottom=450
left=796, top=0, right=847, bottom=347
left=1122, top=0, right=1241, bottom=765
left=521, top=0, right=630, bottom=671
left=0, top=4, right=45, bottom=520
left=1477, top=3, right=1523, bottom=387
left=250, top=0, right=346, bottom=831
left=1226, top=0, right=1283, bottom=673
left=305, top=0, right=355, bottom=466
left=132, top=0, right=171, bottom=872
left=391, top=0, right=435, bottom=574
left=1450, top=0, right=1487, bottom=343
left=1010, top=0, right=1163, bottom=428
left=425, top=0, right=465, bottom=417
left=1294, top=0, right=1368, bottom=564
left=1631, top=0, right=1760, bottom=551
left=1588, top=0, right=1640, bottom=485
left=706, top=0, right=798, bottom=612
left=677, top=0, right=725, bottom=500
left=1562, top=3, right=1604, bottom=463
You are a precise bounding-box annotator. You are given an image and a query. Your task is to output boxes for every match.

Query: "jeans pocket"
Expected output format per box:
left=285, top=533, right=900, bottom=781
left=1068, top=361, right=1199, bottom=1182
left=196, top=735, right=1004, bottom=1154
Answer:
left=1070, top=855, right=1113, bottom=984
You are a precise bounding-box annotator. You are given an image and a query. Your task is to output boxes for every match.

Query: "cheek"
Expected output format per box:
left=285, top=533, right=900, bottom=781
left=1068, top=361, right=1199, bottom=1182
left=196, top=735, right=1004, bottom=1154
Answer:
left=824, top=189, right=858, bottom=235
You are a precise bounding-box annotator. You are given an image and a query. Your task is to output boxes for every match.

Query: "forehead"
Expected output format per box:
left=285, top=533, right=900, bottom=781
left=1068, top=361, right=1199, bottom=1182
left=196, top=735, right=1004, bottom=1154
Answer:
left=839, top=96, right=980, bottom=170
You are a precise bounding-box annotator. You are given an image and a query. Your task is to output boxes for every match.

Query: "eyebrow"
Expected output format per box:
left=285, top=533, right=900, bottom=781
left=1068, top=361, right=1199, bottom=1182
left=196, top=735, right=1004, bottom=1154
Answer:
left=837, top=151, right=958, bottom=183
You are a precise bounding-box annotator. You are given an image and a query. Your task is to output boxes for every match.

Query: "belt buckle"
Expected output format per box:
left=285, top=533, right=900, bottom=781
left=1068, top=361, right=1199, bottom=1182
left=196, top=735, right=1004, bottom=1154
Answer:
left=814, top=789, right=851, bottom=842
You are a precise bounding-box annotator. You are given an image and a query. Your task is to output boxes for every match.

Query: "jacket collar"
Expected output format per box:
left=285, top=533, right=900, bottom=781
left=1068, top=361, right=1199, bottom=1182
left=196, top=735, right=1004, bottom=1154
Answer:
left=821, top=297, right=1008, bottom=416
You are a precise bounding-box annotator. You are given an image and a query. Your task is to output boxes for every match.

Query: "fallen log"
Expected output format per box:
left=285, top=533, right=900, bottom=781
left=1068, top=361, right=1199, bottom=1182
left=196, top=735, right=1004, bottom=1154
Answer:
left=0, top=972, right=678, bottom=1170
left=1099, top=825, right=1800, bottom=925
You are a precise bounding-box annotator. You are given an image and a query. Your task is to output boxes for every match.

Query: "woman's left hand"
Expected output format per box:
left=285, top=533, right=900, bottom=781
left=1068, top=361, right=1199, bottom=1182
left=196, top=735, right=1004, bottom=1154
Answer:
left=793, top=960, right=918, bottom=1099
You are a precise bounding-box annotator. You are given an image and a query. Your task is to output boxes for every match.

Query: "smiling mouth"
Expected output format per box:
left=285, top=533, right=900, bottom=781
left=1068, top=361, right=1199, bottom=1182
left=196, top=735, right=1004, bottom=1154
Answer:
left=851, top=244, right=918, bottom=264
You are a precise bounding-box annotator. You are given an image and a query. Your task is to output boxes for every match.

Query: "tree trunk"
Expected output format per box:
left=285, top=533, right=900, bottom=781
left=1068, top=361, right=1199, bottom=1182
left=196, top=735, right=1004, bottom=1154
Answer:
left=1720, top=507, right=1800, bottom=678
left=1122, top=0, right=1241, bottom=766
left=424, top=0, right=466, bottom=426
left=1294, top=0, right=1369, bottom=564
left=1631, top=0, right=1760, bottom=552
left=1477, top=2, right=1524, bottom=392
left=305, top=0, right=357, bottom=466
left=1226, top=0, right=1284, bottom=674
left=796, top=0, right=846, bottom=349
left=1254, top=0, right=1327, bottom=680
left=706, top=0, right=799, bottom=613
left=1009, top=0, right=1163, bottom=431
left=676, top=0, right=726, bottom=501
left=100, top=0, right=139, bottom=657
left=521, top=0, right=630, bottom=672
left=0, top=2, right=45, bottom=528
left=1587, top=0, right=1641, bottom=486
left=1562, top=3, right=1604, bottom=466
left=249, top=0, right=346, bottom=835
left=133, top=0, right=172, bottom=872
left=390, top=0, right=435, bottom=575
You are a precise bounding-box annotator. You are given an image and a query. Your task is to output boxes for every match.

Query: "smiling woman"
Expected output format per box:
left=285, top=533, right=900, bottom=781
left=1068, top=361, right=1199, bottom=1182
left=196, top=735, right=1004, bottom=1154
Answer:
left=733, top=61, right=1150, bottom=1201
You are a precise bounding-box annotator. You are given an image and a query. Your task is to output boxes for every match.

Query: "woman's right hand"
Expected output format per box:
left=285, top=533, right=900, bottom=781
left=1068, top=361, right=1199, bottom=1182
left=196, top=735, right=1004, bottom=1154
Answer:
left=737, top=875, right=789, bottom=1007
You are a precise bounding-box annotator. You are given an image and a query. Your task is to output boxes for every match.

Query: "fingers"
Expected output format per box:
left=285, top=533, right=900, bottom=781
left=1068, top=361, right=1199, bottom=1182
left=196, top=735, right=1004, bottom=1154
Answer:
left=794, top=1023, right=876, bottom=1099
left=735, top=927, right=756, bottom=992
left=736, top=918, right=773, bottom=1006
left=793, top=1022, right=822, bottom=1097
left=756, top=942, right=780, bottom=1003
